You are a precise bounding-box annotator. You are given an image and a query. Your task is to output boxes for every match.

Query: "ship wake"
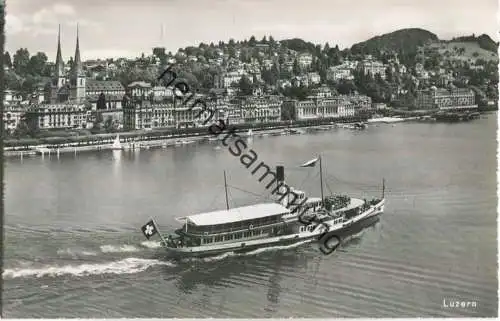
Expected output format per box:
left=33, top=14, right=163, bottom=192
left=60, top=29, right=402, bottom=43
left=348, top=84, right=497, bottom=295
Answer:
left=3, top=257, right=176, bottom=279
left=183, top=239, right=314, bottom=263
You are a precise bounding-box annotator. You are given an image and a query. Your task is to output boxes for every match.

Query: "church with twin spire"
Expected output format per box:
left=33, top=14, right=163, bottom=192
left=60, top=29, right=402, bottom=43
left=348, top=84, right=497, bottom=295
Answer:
left=47, top=25, right=86, bottom=104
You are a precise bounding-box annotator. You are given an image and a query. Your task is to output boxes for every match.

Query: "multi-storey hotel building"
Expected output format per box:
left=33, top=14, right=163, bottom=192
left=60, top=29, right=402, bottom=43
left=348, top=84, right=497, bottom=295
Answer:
left=123, top=96, right=226, bottom=130
left=281, top=95, right=368, bottom=121
left=236, top=95, right=282, bottom=124
left=25, top=104, right=88, bottom=130
left=416, top=87, right=477, bottom=110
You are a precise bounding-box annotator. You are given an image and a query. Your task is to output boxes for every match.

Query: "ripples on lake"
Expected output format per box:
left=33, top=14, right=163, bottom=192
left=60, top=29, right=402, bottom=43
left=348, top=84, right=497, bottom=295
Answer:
left=3, top=115, right=498, bottom=317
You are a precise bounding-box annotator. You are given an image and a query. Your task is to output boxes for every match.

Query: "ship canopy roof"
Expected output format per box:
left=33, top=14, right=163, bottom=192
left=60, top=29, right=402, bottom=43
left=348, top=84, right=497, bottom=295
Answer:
left=181, top=203, right=290, bottom=226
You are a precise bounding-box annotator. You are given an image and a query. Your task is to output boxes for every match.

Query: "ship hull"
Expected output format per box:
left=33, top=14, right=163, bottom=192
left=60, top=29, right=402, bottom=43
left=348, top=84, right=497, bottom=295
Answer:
left=163, top=201, right=384, bottom=260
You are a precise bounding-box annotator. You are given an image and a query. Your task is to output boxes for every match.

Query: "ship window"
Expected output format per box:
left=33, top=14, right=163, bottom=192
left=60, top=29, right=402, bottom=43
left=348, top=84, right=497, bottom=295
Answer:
left=300, top=226, right=305, bottom=232
left=226, top=234, right=234, bottom=240
left=243, top=231, right=250, bottom=238
left=252, top=230, right=259, bottom=236
left=234, top=233, right=242, bottom=239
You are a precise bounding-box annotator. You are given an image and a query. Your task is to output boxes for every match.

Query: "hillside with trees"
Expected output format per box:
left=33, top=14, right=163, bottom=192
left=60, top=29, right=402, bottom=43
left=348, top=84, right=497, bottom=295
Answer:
left=350, top=28, right=439, bottom=54
left=448, top=34, right=498, bottom=53
left=4, top=28, right=498, bottom=110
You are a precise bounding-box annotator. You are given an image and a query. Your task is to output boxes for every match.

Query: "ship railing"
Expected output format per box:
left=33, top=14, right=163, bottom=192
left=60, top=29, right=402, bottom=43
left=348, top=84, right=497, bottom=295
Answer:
left=182, top=221, right=285, bottom=237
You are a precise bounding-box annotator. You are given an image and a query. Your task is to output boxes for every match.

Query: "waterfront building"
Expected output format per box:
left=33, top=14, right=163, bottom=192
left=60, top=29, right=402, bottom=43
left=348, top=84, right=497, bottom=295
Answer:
left=122, top=100, right=176, bottom=130
left=123, top=95, right=226, bottom=130
left=282, top=96, right=359, bottom=121
left=225, top=103, right=244, bottom=125
left=25, top=103, right=88, bottom=130
left=236, top=95, right=282, bottom=124
left=416, top=87, right=477, bottom=110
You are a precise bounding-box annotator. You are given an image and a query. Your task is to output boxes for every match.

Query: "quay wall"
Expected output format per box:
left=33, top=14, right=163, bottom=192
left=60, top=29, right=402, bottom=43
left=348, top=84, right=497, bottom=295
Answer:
left=5, top=115, right=369, bottom=151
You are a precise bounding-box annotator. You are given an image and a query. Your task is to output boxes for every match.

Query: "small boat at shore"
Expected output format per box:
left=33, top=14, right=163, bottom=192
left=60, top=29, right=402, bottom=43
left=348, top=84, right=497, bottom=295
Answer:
left=140, top=156, right=385, bottom=259
left=289, top=128, right=305, bottom=135
left=244, top=129, right=254, bottom=138
left=111, top=134, right=122, bottom=150
left=367, top=117, right=405, bottom=124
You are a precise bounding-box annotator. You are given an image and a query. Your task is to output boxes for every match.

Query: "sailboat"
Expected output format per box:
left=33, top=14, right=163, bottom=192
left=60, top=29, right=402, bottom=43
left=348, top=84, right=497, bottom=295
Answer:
left=111, top=134, right=122, bottom=150
left=140, top=156, right=386, bottom=259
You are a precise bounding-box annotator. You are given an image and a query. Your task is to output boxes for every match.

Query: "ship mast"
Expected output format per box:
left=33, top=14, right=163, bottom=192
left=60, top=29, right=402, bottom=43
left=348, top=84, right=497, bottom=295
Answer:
left=224, top=170, right=230, bottom=210
left=319, top=155, right=324, bottom=202
left=382, top=178, right=385, bottom=199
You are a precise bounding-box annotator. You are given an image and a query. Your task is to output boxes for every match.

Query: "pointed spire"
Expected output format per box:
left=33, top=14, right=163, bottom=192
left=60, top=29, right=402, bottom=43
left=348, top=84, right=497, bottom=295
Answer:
left=73, top=23, right=83, bottom=76
left=55, top=24, right=64, bottom=76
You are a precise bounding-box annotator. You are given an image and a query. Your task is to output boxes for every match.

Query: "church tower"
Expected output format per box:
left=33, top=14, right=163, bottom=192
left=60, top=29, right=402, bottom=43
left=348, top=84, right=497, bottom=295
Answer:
left=50, top=24, right=66, bottom=103
left=70, top=24, right=86, bottom=103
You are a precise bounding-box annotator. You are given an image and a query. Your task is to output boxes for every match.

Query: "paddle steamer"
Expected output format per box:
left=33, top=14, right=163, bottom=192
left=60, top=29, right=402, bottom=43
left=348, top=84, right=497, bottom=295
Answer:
left=141, top=156, right=385, bottom=258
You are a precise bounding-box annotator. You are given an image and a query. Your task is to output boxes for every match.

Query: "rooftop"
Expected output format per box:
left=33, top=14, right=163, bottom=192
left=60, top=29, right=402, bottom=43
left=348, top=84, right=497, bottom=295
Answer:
left=183, top=203, right=290, bottom=226
left=86, top=80, right=125, bottom=92
left=128, top=81, right=152, bottom=88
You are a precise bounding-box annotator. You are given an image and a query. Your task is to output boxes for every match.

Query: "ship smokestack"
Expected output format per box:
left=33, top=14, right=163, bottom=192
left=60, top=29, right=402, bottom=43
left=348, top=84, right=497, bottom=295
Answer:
left=275, top=165, right=288, bottom=207
left=276, top=165, right=285, bottom=183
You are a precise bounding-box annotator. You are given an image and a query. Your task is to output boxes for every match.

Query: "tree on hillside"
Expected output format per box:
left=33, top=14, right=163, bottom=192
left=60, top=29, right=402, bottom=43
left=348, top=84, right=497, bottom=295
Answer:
left=262, top=64, right=280, bottom=85
left=13, top=48, right=30, bottom=75
left=282, top=85, right=311, bottom=100
left=336, top=79, right=358, bottom=95
left=237, top=75, right=254, bottom=95
left=97, top=93, right=107, bottom=110
left=27, top=52, right=48, bottom=76
left=5, top=70, right=22, bottom=91
left=385, top=67, right=394, bottom=83
left=249, top=36, right=257, bottom=46
left=293, top=58, right=300, bottom=75
left=20, top=75, right=41, bottom=99
left=4, top=52, right=12, bottom=69
left=323, top=43, right=330, bottom=55
left=269, top=36, right=276, bottom=47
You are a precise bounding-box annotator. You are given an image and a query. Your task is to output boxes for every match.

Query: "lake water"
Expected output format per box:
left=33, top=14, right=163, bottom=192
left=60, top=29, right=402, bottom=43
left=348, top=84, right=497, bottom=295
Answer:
left=3, top=114, right=498, bottom=317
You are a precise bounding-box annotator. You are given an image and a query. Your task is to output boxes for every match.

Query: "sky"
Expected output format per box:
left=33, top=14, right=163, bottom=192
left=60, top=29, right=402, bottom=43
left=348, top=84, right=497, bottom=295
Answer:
left=5, top=0, right=500, bottom=61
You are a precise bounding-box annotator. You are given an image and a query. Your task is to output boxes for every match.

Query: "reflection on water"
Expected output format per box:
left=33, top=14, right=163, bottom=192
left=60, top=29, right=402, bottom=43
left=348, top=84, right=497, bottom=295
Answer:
left=112, top=150, right=122, bottom=177
left=172, top=248, right=305, bottom=295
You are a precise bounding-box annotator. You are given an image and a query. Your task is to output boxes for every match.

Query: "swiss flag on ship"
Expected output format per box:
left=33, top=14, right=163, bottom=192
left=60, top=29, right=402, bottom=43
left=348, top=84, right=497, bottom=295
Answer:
left=141, top=220, right=158, bottom=239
